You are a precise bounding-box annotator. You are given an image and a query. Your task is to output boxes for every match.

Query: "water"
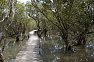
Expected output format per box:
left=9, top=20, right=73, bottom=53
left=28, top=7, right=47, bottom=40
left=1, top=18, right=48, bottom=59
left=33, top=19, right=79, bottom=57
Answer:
left=1, top=38, right=27, bottom=62
left=2, top=34, right=94, bottom=62
left=40, top=39, right=94, bottom=62
left=15, top=30, right=43, bottom=62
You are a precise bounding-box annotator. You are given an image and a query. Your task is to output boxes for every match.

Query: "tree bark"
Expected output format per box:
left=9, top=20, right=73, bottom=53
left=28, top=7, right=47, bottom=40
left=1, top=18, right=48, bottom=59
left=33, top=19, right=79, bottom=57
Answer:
left=61, top=31, right=72, bottom=51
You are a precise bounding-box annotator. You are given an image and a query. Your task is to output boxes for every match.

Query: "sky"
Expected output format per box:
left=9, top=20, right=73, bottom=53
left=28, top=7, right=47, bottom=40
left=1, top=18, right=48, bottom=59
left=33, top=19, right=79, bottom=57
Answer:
left=17, top=0, right=53, bottom=4
left=17, top=0, right=31, bottom=4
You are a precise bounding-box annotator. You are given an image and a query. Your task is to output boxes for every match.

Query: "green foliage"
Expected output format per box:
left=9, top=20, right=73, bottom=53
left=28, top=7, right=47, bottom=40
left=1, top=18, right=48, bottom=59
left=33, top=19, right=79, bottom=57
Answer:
left=0, top=0, right=35, bottom=38
left=28, top=0, right=94, bottom=46
left=0, top=0, right=94, bottom=45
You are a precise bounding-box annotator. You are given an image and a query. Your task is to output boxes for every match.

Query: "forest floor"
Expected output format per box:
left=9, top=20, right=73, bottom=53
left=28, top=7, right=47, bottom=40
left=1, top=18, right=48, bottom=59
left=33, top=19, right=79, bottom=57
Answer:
left=15, top=33, right=43, bottom=62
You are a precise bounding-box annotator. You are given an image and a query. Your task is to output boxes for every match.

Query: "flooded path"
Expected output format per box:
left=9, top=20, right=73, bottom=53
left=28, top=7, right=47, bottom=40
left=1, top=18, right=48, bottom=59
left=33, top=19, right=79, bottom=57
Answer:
left=15, top=31, right=43, bottom=62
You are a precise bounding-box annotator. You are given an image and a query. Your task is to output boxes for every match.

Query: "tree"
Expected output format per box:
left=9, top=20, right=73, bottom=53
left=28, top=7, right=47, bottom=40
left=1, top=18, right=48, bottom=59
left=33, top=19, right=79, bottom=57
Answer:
left=30, top=0, right=75, bottom=50
left=29, top=0, right=94, bottom=50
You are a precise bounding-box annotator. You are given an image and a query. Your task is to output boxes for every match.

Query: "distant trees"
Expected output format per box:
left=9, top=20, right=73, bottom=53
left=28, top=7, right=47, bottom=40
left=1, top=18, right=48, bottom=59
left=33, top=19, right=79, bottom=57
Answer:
left=0, top=0, right=33, bottom=42
left=0, top=1, right=36, bottom=61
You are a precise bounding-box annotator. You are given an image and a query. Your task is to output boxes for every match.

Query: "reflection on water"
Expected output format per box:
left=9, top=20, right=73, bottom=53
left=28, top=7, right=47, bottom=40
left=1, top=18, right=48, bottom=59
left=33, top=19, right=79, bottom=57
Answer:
left=40, top=39, right=94, bottom=62
left=2, top=36, right=94, bottom=62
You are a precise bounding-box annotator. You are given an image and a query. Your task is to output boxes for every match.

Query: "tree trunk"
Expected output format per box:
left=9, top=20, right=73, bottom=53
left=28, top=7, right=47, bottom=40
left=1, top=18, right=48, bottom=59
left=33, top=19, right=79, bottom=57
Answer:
left=61, top=32, right=72, bottom=51
left=0, top=54, right=4, bottom=62
left=15, top=35, right=19, bottom=42
left=42, top=28, right=47, bottom=40
left=37, top=29, right=42, bottom=38
left=77, top=34, right=86, bottom=45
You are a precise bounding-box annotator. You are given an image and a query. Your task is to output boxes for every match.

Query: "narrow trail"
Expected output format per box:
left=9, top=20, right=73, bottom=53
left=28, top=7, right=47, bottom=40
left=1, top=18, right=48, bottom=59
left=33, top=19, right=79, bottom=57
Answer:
left=15, top=31, right=43, bottom=62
